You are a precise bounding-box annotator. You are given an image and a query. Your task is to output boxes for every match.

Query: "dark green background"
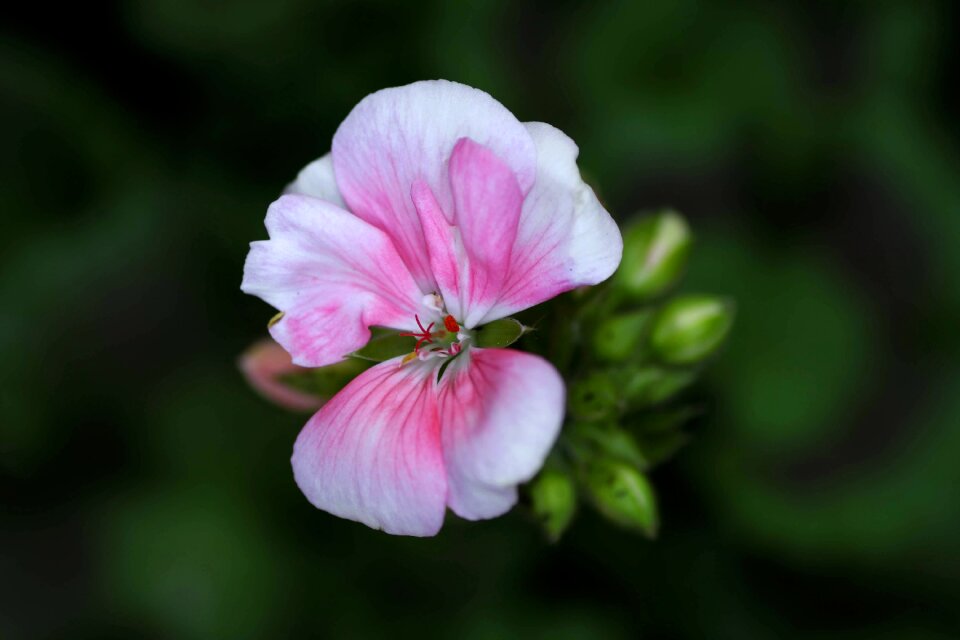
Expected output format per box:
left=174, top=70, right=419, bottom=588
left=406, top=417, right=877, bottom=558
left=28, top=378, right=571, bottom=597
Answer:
left=3, top=1, right=959, bottom=637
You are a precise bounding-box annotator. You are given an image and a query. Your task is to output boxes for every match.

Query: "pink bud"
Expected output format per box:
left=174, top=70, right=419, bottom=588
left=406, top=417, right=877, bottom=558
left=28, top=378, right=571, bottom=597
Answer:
left=239, top=339, right=324, bottom=412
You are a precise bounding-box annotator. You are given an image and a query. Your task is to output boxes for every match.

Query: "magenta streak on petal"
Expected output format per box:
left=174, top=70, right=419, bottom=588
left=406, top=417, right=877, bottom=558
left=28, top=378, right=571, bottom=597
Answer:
left=331, top=80, right=537, bottom=293
left=477, top=122, right=623, bottom=324
left=447, top=138, right=524, bottom=328
left=292, top=358, right=447, bottom=536
left=412, top=179, right=464, bottom=320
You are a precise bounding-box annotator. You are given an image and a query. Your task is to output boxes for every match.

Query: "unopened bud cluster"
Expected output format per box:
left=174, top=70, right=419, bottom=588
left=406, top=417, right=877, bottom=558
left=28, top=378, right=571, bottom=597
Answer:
left=527, top=210, right=734, bottom=541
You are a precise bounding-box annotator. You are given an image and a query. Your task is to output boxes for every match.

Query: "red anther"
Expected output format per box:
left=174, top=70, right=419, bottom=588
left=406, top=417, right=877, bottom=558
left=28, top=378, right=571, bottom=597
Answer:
left=443, top=315, right=460, bottom=333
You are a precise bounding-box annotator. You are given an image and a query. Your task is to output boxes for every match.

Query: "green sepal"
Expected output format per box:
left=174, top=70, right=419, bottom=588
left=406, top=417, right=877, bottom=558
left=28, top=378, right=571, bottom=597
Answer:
left=621, top=365, right=697, bottom=409
left=278, top=358, right=370, bottom=398
left=634, top=430, right=692, bottom=467
left=592, top=310, right=653, bottom=363
left=568, top=371, right=620, bottom=421
left=568, top=421, right=649, bottom=470
left=349, top=329, right=417, bottom=362
left=473, top=317, right=527, bottom=348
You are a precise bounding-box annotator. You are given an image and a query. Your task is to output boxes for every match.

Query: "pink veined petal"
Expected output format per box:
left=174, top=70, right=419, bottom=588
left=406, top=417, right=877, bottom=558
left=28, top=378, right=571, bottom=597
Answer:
left=479, top=122, right=623, bottom=324
left=447, top=138, right=523, bottom=328
left=241, top=195, right=422, bottom=367
left=411, top=179, right=464, bottom=320
left=283, top=153, right=346, bottom=207
left=412, top=139, right=524, bottom=327
left=332, top=80, right=537, bottom=292
left=291, top=359, right=447, bottom=537
left=438, top=348, right=565, bottom=520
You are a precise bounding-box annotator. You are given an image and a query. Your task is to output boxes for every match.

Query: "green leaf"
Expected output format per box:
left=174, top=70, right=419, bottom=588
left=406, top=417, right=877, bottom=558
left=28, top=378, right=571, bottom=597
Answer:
left=473, top=317, right=527, bottom=348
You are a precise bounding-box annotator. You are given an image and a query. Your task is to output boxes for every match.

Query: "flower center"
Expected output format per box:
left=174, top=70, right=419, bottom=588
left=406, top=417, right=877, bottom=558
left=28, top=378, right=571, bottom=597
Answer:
left=398, top=302, right=469, bottom=366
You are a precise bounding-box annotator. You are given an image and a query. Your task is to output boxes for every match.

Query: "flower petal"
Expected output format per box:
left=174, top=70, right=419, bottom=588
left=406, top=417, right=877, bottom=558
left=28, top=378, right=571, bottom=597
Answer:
left=242, top=195, right=422, bottom=367
left=291, top=359, right=447, bottom=536
left=284, top=153, right=346, bottom=207
left=412, top=139, right=524, bottom=327
left=479, top=122, right=623, bottom=323
left=438, top=348, right=565, bottom=520
left=332, top=80, right=537, bottom=291
left=411, top=179, right=464, bottom=319
left=448, top=138, right=523, bottom=327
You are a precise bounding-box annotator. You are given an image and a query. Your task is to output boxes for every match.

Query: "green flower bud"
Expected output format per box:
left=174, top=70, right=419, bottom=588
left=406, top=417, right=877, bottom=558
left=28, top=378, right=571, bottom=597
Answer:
left=614, top=210, right=692, bottom=302
left=581, top=458, right=658, bottom=537
left=568, top=372, right=620, bottom=421
left=621, top=365, right=697, bottom=409
left=592, top=310, right=653, bottom=363
left=528, top=468, right=577, bottom=542
left=569, top=421, right=648, bottom=470
left=650, top=295, right=735, bottom=365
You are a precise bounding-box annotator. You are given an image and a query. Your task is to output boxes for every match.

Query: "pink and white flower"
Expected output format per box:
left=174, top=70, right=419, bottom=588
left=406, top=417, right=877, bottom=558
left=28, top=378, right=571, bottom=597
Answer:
left=242, top=80, right=622, bottom=536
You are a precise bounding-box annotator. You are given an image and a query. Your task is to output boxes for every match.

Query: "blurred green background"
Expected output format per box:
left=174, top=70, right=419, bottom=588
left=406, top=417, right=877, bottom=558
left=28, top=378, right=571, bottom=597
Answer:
left=3, top=0, right=960, bottom=637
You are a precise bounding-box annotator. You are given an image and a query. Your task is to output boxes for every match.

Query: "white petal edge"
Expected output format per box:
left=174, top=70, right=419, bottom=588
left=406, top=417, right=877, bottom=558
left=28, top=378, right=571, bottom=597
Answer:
left=284, top=153, right=346, bottom=207
left=439, top=348, right=565, bottom=520
left=525, top=121, right=623, bottom=286
left=477, top=122, right=623, bottom=324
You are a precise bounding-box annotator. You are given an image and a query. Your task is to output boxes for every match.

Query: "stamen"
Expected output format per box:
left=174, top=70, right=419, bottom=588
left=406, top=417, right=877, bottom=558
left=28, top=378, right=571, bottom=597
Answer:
left=399, top=314, right=436, bottom=353
left=398, top=311, right=467, bottom=366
